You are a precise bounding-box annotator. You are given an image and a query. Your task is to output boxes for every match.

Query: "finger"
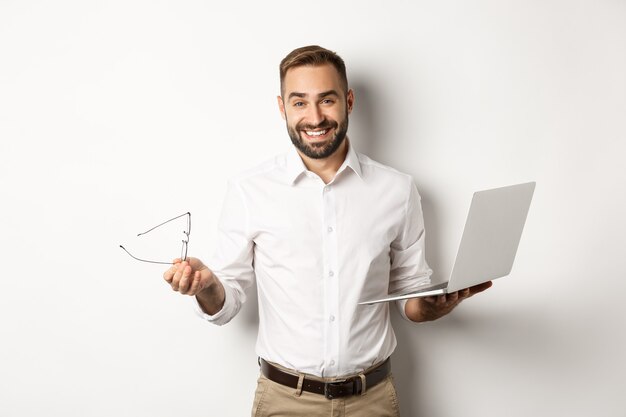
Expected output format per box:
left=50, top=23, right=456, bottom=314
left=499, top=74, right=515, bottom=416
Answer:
left=437, top=294, right=447, bottom=305
left=188, top=271, right=202, bottom=295
left=447, top=291, right=459, bottom=304
left=163, top=263, right=178, bottom=284
left=171, top=261, right=187, bottom=291
left=423, top=296, right=437, bottom=304
left=178, top=264, right=193, bottom=294
left=469, top=281, right=493, bottom=295
left=459, top=288, right=471, bottom=299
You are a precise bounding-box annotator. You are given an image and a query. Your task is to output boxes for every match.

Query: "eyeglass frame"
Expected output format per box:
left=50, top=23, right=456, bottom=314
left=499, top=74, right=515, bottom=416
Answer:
left=119, top=212, right=191, bottom=265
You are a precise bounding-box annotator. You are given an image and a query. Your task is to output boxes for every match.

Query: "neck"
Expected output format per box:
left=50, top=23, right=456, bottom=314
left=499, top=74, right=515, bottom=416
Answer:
left=297, top=138, right=349, bottom=184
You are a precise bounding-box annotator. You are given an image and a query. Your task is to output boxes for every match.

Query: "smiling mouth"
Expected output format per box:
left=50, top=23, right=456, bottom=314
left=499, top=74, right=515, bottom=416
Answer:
left=302, top=128, right=332, bottom=141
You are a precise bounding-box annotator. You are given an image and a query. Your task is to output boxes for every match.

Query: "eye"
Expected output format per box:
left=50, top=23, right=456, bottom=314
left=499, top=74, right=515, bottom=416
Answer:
left=293, top=101, right=305, bottom=107
left=321, top=99, right=334, bottom=105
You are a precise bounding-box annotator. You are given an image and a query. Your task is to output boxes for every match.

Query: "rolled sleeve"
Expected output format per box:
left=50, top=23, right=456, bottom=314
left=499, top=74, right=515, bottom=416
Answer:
left=193, top=179, right=255, bottom=325
left=389, top=181, right=433, bottom=320
left=191, top=282, right=242, bottom=326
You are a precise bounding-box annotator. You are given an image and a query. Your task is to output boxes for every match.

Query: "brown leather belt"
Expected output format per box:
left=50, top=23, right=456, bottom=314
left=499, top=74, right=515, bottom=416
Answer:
left=259, top=358, right=391, bottom=400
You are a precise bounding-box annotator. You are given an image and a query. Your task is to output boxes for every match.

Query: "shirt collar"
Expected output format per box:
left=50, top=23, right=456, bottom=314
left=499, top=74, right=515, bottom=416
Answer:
left=284, top=139, right=364, bottom=185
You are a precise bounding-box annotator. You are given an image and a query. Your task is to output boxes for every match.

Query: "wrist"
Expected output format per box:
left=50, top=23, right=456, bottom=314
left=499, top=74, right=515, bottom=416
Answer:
left=196, top=273, right=225, bottom=315
left=405, top=298, right=426, bottom=322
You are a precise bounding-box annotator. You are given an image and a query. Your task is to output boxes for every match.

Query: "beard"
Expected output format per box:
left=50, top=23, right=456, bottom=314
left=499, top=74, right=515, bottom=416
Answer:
left=286, top=111, right=349, bottom=160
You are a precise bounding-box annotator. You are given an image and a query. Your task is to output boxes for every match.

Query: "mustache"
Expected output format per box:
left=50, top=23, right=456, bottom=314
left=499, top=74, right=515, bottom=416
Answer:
left=296, top=119, right=338, bottom=131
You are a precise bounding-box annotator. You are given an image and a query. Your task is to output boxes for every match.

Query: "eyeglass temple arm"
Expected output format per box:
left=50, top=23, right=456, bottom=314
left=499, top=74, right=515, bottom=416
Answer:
left=137, top=212, right=191, bottom=236
left=119, top=245, right=175, bottom=265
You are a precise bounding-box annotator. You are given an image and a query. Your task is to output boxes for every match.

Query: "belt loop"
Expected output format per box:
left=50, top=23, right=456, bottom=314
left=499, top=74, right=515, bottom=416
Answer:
left=294, top=374, right=305, bottom=397
left=359, top=373, right=367, bottom=395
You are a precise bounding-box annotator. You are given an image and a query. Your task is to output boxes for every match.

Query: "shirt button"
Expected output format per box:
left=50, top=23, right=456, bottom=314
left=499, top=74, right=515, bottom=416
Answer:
left=330, top=360, right=335, bottom=366
left=329, top=315, right=335, bottom=322
left=328, top=271, right=334, bottom=277
left=327, top=226, right=333, bottom=233
left=324, top=186, right=331, bottom=192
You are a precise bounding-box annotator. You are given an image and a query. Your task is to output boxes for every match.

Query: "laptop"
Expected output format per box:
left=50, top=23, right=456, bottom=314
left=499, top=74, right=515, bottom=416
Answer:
left=359, top=182, right=536, bottom=305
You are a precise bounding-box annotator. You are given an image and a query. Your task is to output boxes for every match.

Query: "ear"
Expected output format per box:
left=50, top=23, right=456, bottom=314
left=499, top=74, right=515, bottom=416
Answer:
left=346, top=89, right=355, bottom=115
left=277, top=95, right=286, bottom=120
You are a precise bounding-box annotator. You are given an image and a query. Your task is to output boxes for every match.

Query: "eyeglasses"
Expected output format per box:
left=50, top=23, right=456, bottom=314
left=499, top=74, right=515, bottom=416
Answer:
left=119, top=212, right=191, bottom=265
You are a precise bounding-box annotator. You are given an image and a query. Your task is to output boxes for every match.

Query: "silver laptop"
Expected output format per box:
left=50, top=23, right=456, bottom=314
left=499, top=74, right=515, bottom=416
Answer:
left=359, top=182, right=536, bottom=305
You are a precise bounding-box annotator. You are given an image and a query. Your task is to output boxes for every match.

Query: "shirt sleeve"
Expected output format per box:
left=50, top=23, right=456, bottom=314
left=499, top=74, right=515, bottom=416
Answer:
left=193, top=179, right=255, bottom=326
left=389, top=180, right=433, bottom=321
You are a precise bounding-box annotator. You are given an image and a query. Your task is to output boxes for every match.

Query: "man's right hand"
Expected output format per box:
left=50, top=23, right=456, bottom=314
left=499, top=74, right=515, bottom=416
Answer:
left=163, top=257, right=226, bottom=315
left=163, top=257, right=214, bottom=295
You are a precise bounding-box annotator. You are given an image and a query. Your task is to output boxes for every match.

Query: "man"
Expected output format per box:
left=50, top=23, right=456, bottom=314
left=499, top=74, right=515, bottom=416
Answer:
left=163, top=45, right=491, bottom=416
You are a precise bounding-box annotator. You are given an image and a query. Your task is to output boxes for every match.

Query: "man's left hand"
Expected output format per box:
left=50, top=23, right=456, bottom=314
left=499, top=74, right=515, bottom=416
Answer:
left=405, top=281, right=493, bottom=322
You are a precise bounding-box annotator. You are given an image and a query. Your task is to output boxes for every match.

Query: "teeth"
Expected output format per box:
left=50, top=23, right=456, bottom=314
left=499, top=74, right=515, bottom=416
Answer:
left=306, top=130, right=327, bottom=136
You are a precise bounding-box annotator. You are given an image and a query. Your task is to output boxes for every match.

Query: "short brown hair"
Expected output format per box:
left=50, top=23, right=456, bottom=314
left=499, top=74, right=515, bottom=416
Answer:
left=279, top=45, right=348, bottom=96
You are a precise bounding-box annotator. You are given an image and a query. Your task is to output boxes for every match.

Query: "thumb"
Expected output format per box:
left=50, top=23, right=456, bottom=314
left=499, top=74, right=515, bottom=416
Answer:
left=185, top=256, right=207, bottom=271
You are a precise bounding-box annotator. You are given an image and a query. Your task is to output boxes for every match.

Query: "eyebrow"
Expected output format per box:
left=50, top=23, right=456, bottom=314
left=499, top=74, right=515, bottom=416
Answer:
left=288, top=90, right=340, bottom=100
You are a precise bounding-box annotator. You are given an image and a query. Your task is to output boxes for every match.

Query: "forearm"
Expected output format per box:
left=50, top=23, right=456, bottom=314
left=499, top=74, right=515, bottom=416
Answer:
left=196, top=277, right=226, bottom=316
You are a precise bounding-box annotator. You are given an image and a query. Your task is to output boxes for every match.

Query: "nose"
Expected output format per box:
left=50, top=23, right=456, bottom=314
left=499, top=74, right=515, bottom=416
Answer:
left=305, top=103, right=324, bottom=127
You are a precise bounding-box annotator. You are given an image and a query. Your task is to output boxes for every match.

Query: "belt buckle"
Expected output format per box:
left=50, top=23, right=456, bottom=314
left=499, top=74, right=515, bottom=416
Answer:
left=324, top=382, right=337, bottom=400
left=324, top=380, right=350, bottom=400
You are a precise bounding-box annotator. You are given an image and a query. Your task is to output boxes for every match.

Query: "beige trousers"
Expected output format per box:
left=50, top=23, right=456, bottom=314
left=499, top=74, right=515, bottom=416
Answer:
left=251, top=370, right=401, bottom=417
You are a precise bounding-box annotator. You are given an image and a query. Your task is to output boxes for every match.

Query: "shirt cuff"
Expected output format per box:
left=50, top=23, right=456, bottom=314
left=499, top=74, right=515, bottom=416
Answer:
left=191, top=281, right=239, bottom=326
left=394, top=275, right=432, bottom=322
left=396, top=299, right=411, bottom=321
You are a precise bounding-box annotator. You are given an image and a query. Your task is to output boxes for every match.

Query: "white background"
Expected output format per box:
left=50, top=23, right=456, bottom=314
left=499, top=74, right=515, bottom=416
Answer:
left=1, top=1, right=625, bottom=416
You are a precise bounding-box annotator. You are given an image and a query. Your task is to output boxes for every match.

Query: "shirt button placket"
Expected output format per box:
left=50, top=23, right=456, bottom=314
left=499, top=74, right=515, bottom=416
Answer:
left=322, top=183, right=340, bottom=374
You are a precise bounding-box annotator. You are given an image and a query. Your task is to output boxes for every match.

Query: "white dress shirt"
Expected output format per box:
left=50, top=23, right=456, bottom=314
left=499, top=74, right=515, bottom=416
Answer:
left=194, top=140, right=432, bottom=377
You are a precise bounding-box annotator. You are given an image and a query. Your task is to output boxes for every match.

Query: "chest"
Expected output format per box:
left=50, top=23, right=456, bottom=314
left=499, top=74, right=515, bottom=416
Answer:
left=247, top=180, right=406, bottom=256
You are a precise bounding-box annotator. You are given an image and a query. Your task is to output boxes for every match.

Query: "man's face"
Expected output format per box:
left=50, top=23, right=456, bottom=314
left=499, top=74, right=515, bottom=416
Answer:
left=278, top=64, right=354, bottom=159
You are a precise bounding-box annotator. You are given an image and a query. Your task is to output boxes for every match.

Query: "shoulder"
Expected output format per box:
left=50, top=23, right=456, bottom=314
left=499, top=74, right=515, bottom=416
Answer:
left=356, top=151, right=416, bottom=193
